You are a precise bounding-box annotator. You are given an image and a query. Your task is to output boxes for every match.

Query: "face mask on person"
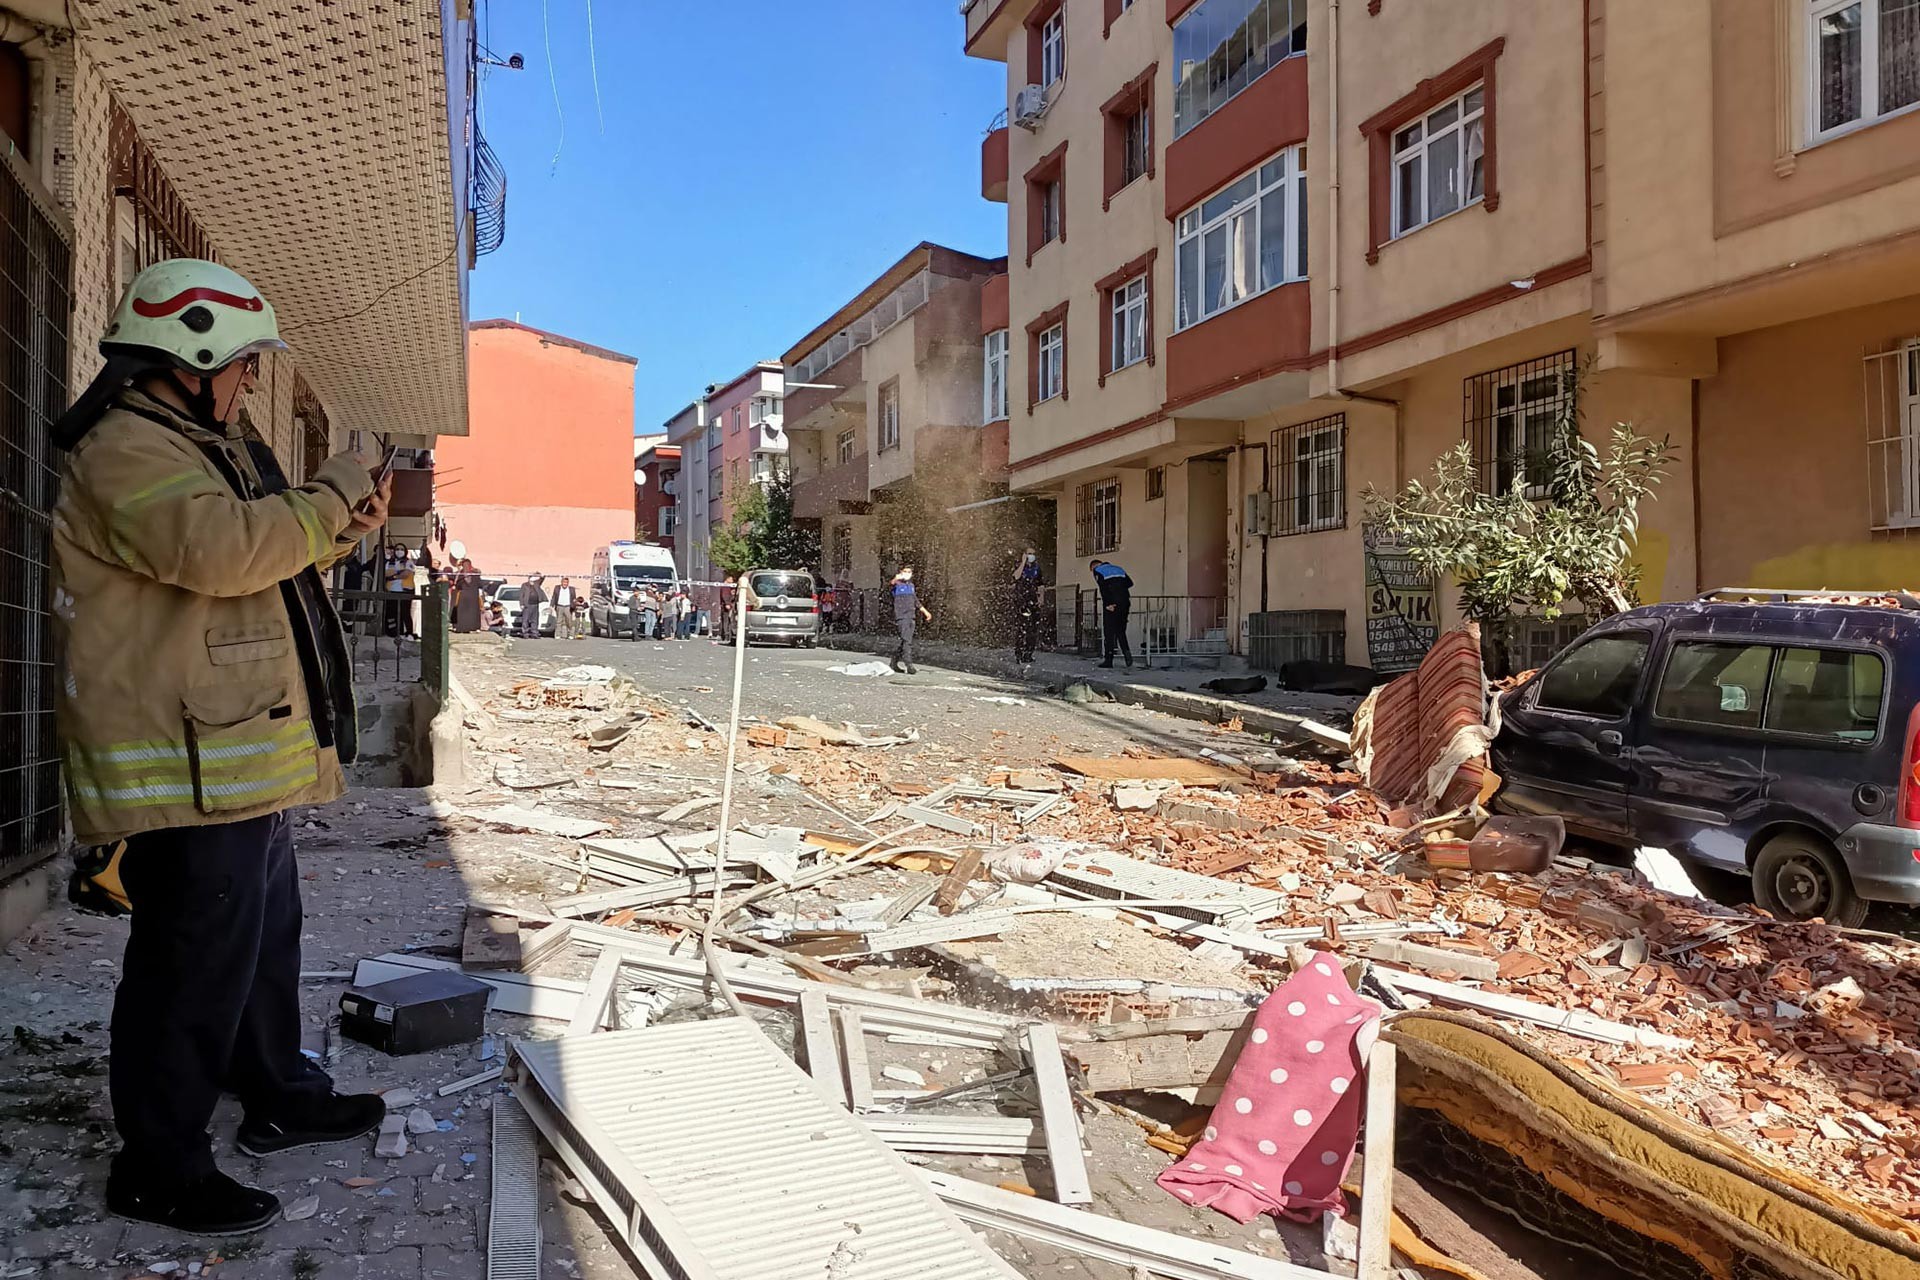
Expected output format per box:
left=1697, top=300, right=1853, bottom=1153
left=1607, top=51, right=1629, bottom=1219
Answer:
left=899, top=570, right=913, bottom=582
left=1024, top=553, right=1036, bottom=564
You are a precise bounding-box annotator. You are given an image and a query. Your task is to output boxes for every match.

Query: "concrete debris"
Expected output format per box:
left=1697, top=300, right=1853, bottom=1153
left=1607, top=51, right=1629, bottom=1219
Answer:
left=828, top=661, right=895, bottom=677
left=282, top=1193, right=321, bottom=1221
left=881, top=1064, right=928, bottom=1087
left=460, top=804, right=610, bottom=839
left=778, top=715, right=921, bottom=747
left=374, top=1112, right=409, bottom=1159
left=547, top=664, right=619, bottom=685
left=405, top=1107, right=438, bottom=1136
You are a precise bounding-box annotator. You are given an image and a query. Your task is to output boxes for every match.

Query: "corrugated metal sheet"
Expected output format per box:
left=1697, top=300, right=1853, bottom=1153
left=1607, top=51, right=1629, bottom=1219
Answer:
left=1048, top=850, right=1286, bottom=924
left=486, top=1096, right=541, bottom=1280
left=511, top=1019, right=1025, bottom=1280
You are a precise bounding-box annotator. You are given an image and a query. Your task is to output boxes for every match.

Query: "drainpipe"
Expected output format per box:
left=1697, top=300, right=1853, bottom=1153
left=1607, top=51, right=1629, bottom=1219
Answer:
left=1326, top=0, right=1342, bottom=394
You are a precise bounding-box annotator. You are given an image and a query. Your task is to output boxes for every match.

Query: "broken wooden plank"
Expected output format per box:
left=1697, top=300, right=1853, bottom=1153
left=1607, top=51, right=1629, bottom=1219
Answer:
left=798, top=989, right=846, bottom=1108
left=935, top=847, right=989, bottom=914
left=836, top=1007, right=874, bottom=1110
left=1362, top=939, right=1500, bottom=983
left=462, top=908, right=524, bottom=971
left=899, top=804, right=984, bottom=837
left=1071, top=1012, right=1253, bottom=1042
left=1053, top=756, right=1240, bottom=784
left=516, top=921, right=575, bottom=974
left=656, top=795, right=722, bottom=823
left=1357, top=1041, right=1397, bottom=1280
left=568, top=949, right=623, bottom=1037
left=1025, top=1023, right=1093, bottom=1206
left=1067, top=1030, right=1244, bottom=1092
left=1379, top=969, right=1694, bottom=1050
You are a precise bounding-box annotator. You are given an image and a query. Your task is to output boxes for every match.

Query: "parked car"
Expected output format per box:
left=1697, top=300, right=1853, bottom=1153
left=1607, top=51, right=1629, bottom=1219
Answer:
left=1490, top=590, right=1920, bottom=926
left=719, top=569, right=821, bottom=646
left=492, top=583, right=554, bottom=636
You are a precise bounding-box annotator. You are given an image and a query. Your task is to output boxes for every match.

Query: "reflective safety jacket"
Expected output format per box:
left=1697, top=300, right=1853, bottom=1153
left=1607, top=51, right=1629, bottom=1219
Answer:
left=50, top=388, right=374, bottom=843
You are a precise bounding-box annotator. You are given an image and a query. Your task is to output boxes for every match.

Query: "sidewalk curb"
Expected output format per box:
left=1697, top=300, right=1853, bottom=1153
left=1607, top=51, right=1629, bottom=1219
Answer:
left=820, top=634, right=1351, bottom=752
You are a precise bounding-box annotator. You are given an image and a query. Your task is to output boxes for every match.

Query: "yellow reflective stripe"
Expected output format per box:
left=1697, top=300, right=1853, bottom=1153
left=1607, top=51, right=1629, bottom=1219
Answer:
left=95, top=719, right=312, bottom=765
left=282, top=491, right=329, bottom=563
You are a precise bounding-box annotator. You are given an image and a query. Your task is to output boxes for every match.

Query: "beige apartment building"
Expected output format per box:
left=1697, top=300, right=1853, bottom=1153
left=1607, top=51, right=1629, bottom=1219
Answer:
left=963, top=0, right=1920, bottom=670
left=784, top=242, right=1050, bottom=636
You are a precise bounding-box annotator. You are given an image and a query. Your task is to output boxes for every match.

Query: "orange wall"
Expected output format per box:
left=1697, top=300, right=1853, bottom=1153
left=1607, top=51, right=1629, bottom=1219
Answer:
left=439, top=323, right=635, bottom=508
left=437, top=322, right=636, bottom=578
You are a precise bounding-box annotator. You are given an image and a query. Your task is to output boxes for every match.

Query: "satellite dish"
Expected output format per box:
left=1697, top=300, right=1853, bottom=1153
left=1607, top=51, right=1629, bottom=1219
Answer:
left=634, top=469, right=646, bottom=485
left=449, top=540, right=466, bottom=560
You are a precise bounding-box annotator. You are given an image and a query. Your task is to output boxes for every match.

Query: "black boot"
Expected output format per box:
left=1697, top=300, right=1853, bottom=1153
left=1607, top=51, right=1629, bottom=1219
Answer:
left=905, top=662, right=918, bottom=675
left=1097, top=659, right=1114, bottom=668
left=890, top=655, right=904, bottom=673
left=108, top=1169, right=279, bottom=1236
left=236, top=1091, right=385, bottom=1157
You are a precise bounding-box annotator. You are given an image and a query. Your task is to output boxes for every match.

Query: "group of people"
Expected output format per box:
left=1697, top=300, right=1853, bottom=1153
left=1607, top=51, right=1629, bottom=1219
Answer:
left=883, top=551, right=1135, bottom=673
left=623, top=581, right=697, bottom=640
left=491, top=575, right=699, bottom=641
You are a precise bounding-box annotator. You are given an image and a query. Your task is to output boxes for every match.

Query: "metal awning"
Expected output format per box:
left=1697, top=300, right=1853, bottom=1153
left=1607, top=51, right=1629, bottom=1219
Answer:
left=72, top=0, right=471, bottom=437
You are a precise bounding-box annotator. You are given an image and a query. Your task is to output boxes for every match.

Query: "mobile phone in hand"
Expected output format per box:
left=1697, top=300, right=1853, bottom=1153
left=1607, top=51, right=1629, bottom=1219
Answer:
left=359, top=449, right=398, bottom=512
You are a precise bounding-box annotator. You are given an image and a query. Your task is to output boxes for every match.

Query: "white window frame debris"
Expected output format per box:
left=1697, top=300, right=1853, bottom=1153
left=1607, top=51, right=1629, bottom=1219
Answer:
left=1024, top=1023, right=1094, bottom=1205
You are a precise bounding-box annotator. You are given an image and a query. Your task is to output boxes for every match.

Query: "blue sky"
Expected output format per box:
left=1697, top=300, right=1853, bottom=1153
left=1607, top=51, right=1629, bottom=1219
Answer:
left=468, top=1, right=1009, bottom=433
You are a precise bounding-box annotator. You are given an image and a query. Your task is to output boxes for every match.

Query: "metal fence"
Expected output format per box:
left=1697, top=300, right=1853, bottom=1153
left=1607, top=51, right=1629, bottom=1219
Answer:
left=1247, top=609, right=1347, bottom=671
left=0, top=152, right=71, bottom=877
left=330, top=588, right=425, bottom=684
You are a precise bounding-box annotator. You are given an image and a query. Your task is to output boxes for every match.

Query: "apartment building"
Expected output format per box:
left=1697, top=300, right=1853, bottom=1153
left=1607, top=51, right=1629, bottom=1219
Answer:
left=635, top=443, right=682, bottom=549
left=0, top=0, right=480, bottom=932
left=438, top=321, right=638, bottom=579
left=664, top=400, right=709, bottom=586
left=784, top=242, right=1042, bottom=632
left=965, top=0, right=1920, bottom=672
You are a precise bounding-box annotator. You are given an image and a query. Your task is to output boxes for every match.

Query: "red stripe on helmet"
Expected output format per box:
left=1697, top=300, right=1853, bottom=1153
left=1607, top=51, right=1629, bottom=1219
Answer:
left=130, top=287, right=266, bottom=318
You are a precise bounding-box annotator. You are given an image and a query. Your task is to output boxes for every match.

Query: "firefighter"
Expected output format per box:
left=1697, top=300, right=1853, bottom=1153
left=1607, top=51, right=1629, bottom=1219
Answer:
left=49, top=259, right=393, bottom=1234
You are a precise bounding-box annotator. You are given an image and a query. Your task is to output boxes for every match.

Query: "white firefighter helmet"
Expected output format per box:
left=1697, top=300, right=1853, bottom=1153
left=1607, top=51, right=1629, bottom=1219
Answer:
left=101, top=258, right=288, bottom=373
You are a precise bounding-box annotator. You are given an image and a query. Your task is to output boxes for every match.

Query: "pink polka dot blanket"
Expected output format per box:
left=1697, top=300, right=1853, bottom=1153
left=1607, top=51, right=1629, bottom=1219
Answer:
left=1155, top=955, right=1383, bottom=1223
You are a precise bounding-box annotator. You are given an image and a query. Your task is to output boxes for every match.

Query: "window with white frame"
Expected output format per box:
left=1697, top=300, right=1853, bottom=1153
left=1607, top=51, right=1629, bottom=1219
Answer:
left=1271, top=415, right=1346, bottom=534
left=837, top=428, right=856, bottom=465
left=1111, top=275, right=1148, bottom=372
left=1464, top=350, right=1575, bottom=499
left=1391, top=84, right=1485, bottom=237
left=749, top=394, right=781, bottom=424
left=661, top=506, right=678, bottom=537
left=1040, top=178, right=1063, bottom=246
left=1811, top=0, right=1920, bottom=138
left=879, top=380, right=901, bottom=450
left=1174, top=146, right=1307, bottom=332
left=1121, top=104, right=1151, bottom=187
left=1037, top=323, right=1065, bottom=402
left=1042, top=9, right=1066, bottom=87
left=984, top=329, right=1010, bottom=422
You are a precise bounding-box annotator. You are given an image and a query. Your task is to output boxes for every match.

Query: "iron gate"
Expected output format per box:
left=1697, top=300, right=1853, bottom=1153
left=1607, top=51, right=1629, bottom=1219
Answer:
left=0, top=149, right=71, bottom=874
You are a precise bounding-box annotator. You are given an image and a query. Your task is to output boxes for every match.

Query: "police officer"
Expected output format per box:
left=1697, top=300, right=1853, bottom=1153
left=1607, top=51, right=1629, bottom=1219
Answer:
left=889, top=565, right=933, bottom=674
left=1089, top=558, right=1135, bottom=668
left=49, top=259, right=392, bottom=1234
left=1010, top=547, right=1043, bottom=665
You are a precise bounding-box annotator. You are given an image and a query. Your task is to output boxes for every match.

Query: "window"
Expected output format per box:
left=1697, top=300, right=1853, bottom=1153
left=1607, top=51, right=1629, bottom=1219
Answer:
left=837, top=428, right=856, bottom=465
left=706, top=420, right=721, bottom=449
left=661, top=506, right=678, bottom=537
left=984, top=329, right=1010, bottom=422
left=749, top=394, right=781, bottom=424
left=1122, top=105, right=1151, bottom=186
left=731, top=407, right=743, bottom=434
left=1040, top=179, right=1062, bottom=245
left=1464, top=350, right=1575, bottom=499
left=729, top=459, right=742, bottom=489
left=1811, top=0, right=1920, bottom=139
left=1766, top=647, right=1885, bottom=740
left=1146, top=466, right=1166, bottom=501
left=879, top=380, right=901, bottom=451
left=1270, top=414, right=1346, bottom=534
left=1391, top=83, right=1485, bottom=237
left=1041, top=9, right=1065, bottom=86
left=1536, top=632, right=1650, bottom=718
left=1174, top=146, right=1307, bottom=332
left=1655, top=642, right=1776, bottom=730
left=1076, top=477, right=1122, bottom=556
left=1172, top=0, right=1307, bottom=138
left=1111, top=275, right=1148, bottom=372
left=831, top=524, right=853, bottom=578
left=1037, top=323, right=1065, bottom=402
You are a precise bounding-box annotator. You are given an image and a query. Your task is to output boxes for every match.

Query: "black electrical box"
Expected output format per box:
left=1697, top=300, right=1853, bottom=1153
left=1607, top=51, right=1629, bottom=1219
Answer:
left=339, top=970, right=490, bottom=1055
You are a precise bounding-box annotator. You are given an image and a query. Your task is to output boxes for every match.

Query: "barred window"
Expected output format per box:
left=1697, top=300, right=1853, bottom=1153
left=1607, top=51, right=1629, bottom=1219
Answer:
left=1075, top=476, right=1122, bottom=555
left=1463, top=350, right=1575, bottom=498
left=1270, top=414, right=1345, bottom=534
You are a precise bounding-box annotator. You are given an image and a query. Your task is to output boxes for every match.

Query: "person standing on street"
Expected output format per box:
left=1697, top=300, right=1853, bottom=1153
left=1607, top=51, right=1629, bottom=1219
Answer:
left=889, top=565, right=933, bottom=675
left=451, top=555, right=482, bottom=633
left=516, top=573, right=546, bottom=639
left=48, top=259, right=392, bottom=1234
left=1089, top=558, right=1134, bottom=669
left=626, top=584, right=647, bottom=639
left=550, top=576, right=578, bottom=641
left=1010, top=547, right=1043, bottom=666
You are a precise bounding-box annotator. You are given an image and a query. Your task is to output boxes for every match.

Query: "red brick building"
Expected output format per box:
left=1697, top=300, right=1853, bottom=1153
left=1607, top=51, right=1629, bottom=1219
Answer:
left=635, top=443, right=681, bottom=549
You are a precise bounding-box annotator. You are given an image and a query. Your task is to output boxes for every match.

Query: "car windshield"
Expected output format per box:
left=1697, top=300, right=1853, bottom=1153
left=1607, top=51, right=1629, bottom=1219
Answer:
left=495, top=586, right=520, bottom=602
left=614, top=565, right=673, bottom=585
left=751, top=572, right=812, bottom=598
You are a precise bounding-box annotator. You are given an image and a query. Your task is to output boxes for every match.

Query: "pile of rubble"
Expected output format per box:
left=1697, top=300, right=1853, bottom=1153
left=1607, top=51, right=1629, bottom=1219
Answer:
left=404, top=647, right=1920, bottom=1279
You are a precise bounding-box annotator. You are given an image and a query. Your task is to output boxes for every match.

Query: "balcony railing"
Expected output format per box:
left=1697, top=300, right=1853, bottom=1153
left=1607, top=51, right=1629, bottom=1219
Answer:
left=787, top=269, right=935, bottom=389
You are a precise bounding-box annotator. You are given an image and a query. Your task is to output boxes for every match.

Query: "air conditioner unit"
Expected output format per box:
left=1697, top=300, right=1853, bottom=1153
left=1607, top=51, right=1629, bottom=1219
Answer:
left=1245, top=491, right=1274, bottom=538
left=1012, top=84, right=1048, bottom=129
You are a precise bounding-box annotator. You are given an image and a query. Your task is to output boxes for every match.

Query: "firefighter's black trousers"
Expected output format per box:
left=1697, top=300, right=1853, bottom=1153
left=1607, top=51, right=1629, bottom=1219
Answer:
left=110, top=810, right=332, bottom=1182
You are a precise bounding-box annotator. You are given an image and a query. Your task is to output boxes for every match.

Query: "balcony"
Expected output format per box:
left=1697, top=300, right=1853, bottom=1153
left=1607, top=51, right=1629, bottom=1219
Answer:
left=390, top=464, right=435, bottom=518
left=982, top=117, right=1009, bottom=202
left=793, top=454, right=872, bottom=520
left=785, top=348, right=864, bottom=429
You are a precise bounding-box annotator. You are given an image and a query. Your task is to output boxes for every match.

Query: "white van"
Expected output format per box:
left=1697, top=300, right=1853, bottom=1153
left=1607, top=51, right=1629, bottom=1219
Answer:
left=590, top=542, right=677, bottom=638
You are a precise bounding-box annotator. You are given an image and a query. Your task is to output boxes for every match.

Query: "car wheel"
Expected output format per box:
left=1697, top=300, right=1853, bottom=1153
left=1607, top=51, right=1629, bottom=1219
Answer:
left=1751, top=832, right=1869, bottom=928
